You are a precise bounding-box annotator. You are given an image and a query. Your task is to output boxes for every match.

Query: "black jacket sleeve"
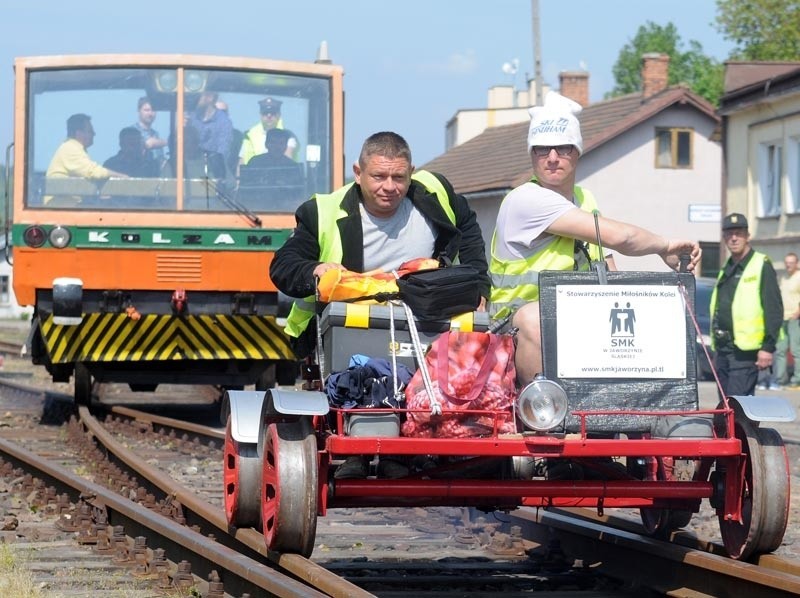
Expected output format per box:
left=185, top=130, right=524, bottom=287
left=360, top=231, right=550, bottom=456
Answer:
left=269, top=198, right=322, bottom=298
left=760, top=257, right=784, bottom=353
left=431, top=172, right=491, bottom=299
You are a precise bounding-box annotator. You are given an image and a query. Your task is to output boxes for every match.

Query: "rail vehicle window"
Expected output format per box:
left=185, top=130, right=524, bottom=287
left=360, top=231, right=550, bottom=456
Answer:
left=0, top=276, right=8, bottom=305
left=24, top=67, right=333, bottom=213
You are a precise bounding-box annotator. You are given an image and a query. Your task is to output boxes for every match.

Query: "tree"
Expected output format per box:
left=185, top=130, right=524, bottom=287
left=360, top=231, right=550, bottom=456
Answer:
left=715, top=0, right=800, bottom=60
left=609, top=22, right=724, bottom=106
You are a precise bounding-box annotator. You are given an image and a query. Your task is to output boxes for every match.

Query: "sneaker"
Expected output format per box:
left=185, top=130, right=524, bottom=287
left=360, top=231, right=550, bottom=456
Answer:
left=769, top=382, right=783, bottom=391
left=334, top=456, right=369, bottom=479
left=756, top=383, right=769, bottom=391
left=377, top=458, right=409, bottom=479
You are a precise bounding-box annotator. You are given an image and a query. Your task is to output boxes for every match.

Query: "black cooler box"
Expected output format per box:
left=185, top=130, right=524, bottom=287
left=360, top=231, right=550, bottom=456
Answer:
left=319, top=302, right=490, bottom=376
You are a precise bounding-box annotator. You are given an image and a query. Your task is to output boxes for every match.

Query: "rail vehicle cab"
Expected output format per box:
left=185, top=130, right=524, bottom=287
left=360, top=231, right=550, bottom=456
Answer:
left=224, top=269, right=796, bottom=561
left=4, top=54, right=345, bottom=404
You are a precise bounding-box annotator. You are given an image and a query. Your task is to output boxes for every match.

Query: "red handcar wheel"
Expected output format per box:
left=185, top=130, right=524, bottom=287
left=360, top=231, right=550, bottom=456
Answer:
left=223, top=419, right=261, bottom=529
left=719, top=420, right=790, bottom=560
left=640, top=456, right=693, bottom=536
left=261, top=420, right=318, bottom=557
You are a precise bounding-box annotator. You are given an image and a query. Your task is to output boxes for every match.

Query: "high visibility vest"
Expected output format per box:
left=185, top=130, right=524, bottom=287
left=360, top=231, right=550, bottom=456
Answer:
left=709, top=252, right=767, bottom=351
left=284, top=171, right=456, bottom=338
left=489, top=182, right=602, bottom=314
left=239, top=121, right=296, bottom=165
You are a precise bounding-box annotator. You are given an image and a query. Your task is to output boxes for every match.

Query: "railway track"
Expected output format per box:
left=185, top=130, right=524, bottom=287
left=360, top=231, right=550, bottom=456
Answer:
left=0, top=373, right=799, bottom=596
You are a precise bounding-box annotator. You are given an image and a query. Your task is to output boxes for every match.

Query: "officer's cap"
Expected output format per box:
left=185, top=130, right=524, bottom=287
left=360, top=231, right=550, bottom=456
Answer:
left=721, top=213, right=748, bottom=231
left=259, top=97, right=282, bottom=114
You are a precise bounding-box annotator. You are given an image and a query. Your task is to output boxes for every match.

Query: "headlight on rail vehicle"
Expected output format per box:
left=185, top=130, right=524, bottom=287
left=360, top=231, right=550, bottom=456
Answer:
left=22, top=226, right=47, bottom=248
left=516, top=375, right=568, bottom=432
left=52, top=277, right=83, bottom=326
left=154, top=70, right=177, bottom=92
left=48, top=226, right=71, bottom=248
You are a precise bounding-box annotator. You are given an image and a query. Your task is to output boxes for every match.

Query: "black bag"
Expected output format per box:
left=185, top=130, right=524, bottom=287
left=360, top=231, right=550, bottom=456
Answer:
left=397, top=264, right=481, bottom=320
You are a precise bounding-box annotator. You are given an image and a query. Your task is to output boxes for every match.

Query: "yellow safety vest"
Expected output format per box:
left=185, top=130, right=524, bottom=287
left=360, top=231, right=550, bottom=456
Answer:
left=489, top=182, right=603, bottom=314
left=284, top=171, right=456, bottom=338
left=709, top=252, right=766, bottom=351
left=239, top=121, right=296, bottom=165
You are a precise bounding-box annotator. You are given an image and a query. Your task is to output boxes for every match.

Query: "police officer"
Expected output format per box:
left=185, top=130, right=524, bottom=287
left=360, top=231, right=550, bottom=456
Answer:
left=710, top=213, right=783, bottom=396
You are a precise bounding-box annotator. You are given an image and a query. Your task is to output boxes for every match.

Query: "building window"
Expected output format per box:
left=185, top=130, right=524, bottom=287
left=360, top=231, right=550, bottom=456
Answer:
left=787, top=137, right=800, bottom=214
left=0, top=276, right=9, bottom=305
left=758, top=142, right=783, bottom=217
left=655, top=128, right=693, bottom=168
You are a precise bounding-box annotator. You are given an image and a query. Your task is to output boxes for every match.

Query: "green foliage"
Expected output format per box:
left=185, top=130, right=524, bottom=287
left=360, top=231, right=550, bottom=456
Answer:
left=608, top=21, right=725, bottom=106
left=715, top=0, right=800, bottom=60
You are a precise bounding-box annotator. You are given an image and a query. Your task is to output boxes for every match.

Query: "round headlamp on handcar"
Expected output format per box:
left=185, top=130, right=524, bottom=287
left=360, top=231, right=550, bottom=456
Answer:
left=517, top=375, right=568, bottom=432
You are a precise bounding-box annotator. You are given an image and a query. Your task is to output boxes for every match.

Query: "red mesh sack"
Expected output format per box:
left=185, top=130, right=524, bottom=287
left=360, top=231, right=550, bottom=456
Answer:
left=402, top=330, right=517, bottom=438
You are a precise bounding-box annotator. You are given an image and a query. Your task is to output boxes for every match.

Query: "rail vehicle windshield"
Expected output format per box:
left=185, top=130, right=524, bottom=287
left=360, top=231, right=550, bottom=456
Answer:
left=24, top=66, right=333, bottom=213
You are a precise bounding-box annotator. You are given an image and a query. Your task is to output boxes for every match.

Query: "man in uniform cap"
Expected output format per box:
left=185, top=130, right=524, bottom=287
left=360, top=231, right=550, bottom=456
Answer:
left=489, top=91, right=702, bottom=384
left=239, top=96, right=298, bottom=165
left=709, top=212, right=783, bottom=396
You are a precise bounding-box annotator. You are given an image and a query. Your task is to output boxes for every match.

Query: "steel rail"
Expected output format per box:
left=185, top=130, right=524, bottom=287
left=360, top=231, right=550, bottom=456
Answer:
left=0, top=434, right=328, bottom=598
left=109, top=404, right=225, bottom=443
left=502, top=507, right=800, bottom=597
left=77, top=405, right=372, bottom=598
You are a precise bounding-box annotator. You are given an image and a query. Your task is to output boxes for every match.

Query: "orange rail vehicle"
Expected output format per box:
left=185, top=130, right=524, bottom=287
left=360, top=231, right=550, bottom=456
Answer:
left=4, top=53, right=345, bottom=405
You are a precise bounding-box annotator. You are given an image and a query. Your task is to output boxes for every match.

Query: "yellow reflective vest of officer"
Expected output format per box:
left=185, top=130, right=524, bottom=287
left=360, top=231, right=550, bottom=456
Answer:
left=709, top=251, right=766, bottom=351
left=489, top=181, right=603, bottom=315
left=284, top=170, right=457, bottom=338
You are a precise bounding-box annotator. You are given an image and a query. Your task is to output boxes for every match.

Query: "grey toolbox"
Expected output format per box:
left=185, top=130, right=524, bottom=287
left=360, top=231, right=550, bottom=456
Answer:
left=319, top=302, right=490, bottom=376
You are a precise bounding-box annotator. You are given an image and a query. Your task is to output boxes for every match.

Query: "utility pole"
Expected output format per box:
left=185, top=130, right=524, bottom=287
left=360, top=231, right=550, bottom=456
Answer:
left=531, top=0, right=543, bottom=105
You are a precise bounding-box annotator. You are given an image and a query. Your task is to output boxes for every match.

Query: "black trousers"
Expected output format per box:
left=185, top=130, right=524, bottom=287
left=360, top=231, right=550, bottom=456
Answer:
left=713, top=345, right=759, bottom=398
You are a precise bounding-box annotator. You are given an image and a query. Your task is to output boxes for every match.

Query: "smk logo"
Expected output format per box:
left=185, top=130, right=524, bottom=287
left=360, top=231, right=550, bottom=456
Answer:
left=609, top=301, right=636, bottom=347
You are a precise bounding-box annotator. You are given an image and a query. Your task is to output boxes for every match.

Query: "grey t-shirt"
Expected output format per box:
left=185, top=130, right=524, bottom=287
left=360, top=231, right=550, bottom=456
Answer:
left=493, top=182, right=577, bottom=260
left=360, top=197, right=436, bottom=271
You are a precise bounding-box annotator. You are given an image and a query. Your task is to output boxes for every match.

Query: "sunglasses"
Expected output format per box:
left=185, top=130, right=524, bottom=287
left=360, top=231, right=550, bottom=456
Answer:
left=531, top=145, right=575, bottom=157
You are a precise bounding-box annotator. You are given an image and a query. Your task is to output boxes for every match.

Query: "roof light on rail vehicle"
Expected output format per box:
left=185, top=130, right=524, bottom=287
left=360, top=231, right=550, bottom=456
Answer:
left=516, top=375, right=568, bottom=432
left=22, top=226, right=46, bottom=248
left=48, top=226, right=71, bottom=248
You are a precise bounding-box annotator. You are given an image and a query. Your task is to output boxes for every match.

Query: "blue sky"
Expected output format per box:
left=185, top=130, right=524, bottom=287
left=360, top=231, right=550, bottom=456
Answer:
left=0, top=1, right=733, bottom=171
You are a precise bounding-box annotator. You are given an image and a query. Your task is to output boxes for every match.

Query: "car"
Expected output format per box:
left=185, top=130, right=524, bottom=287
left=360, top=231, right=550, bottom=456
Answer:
left=694, top=277, right=715, bottom=381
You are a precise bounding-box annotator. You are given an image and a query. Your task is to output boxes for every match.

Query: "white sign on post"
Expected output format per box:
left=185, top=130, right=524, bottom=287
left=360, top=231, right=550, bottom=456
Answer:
left=555, top=285, right=687, bottom=378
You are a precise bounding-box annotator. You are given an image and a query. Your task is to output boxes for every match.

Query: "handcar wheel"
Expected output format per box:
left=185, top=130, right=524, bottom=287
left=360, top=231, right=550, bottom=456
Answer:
left=718, top=420, right=789, bottom=560
left=223, top=418, right=261, bottom=529
left=640, top=456, right=693, bottom=536
left=752, top=427, right=790, bottom=554
left=74, top=362, right=92, bottom=406
left=261, top=420, right=318, bottom=556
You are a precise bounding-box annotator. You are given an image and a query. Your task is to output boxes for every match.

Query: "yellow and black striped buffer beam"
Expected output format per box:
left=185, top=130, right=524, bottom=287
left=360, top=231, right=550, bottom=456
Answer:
left=40, top=313, right=295, bottom=363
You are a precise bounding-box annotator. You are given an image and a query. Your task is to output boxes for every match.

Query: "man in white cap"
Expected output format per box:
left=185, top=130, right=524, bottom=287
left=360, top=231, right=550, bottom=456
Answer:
left=489, top=91, right=702, bottom=384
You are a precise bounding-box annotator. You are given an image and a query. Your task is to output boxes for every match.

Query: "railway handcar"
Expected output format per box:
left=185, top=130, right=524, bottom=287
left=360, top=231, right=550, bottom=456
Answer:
left=225, top=269, right=796, bottom=561
left=4, top=53, right=344, bottom=404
